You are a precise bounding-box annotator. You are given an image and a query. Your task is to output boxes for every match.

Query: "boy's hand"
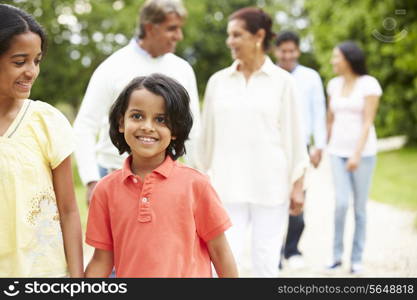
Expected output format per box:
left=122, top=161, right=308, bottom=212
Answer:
left=290, top=188, right=304, bottom=216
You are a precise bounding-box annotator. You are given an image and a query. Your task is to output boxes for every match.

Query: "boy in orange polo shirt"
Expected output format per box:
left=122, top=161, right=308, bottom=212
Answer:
left=85, top=74, right=238, bottom=278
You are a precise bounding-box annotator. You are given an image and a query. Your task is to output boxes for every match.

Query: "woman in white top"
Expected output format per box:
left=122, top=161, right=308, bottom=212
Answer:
left=327, top=41, right=382, bottom=274
left=198, top=7, right=309, bottom=277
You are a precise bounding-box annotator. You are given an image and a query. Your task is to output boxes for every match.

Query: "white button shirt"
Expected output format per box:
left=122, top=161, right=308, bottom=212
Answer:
left=198, top=56, right=309, bottom=206
left=73, top=39, right=200, bottom=185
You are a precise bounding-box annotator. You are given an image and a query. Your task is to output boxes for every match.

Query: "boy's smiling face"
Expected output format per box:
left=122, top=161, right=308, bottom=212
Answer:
left=119, top=88, right=175, bottom=166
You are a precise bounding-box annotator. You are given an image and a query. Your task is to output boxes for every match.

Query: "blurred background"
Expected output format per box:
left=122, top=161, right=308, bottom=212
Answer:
left=4, top=0, right=416, bottom=270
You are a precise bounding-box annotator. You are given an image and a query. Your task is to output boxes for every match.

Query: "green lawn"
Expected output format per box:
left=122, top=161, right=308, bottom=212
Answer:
left=371, top=147, right=417, bottom=228
left=371, top=147, right=417, bottom=209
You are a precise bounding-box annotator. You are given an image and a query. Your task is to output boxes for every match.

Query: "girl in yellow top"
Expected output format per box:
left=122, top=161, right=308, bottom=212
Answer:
left=0, top=4, right=83, bottom=277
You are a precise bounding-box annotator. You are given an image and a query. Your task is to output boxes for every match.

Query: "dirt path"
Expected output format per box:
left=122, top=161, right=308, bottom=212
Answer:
left=279, top=153, right=417, bottom=277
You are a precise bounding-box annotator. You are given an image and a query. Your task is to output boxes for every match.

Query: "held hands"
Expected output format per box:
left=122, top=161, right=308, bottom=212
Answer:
left=289, top=184, right=304, bottom=216
left=346, top=153, right=360, bottom=172
left=86, top=181, right=98, bottom=206
left=309, top=149, right=322, bottom=168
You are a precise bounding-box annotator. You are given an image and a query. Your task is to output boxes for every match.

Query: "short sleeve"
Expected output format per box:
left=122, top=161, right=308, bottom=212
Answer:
left=85, top=181, right=114, bottom=251
left=362, top=75, right=382, bottom=97
left=36, top=102, right=75, bottom=169
left=194, top=180, right=232, bottom=242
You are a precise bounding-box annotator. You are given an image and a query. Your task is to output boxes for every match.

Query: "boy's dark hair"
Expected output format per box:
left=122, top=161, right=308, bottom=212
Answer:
left=275, top=31, right=300, bottom=47
left=337, top=41, right=367, bottom=76
left=109, top=73, right=193, bottom=160
left=0, top=4, right=47, bottom=56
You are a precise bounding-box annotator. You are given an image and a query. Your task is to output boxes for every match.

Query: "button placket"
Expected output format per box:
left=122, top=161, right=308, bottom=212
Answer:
left=137, top=176, right=154, bottom=223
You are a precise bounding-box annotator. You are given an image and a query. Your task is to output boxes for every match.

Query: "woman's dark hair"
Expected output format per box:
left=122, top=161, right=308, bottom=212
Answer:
left=109, top=73, right=193, bottom=160
left=0, top=4, right=47, bottom=56
left=275, top=31, right=300, bottom=48
left=337, top=41, right=367, bottom=75
left=229, top=7, right=274, bottom=51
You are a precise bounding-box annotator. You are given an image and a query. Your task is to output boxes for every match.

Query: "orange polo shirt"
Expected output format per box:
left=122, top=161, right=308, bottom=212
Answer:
left=86, top=155, right=232, bottom=277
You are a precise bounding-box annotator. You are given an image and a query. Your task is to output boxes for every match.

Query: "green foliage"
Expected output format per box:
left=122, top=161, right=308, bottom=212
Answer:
left=6, top=0, right=288, bottom=112
left=6, top=0, right=417, bottom=144
left=6, top=0, right=143, bottom=111
left=178, top=0, right=286, bottom=96
left=304, top=0, right=417, bottom=144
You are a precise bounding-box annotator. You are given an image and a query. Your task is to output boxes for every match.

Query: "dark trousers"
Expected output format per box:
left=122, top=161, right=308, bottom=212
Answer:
left=283, top=212, right=305, bottom=259
left=281, top=145, right=309, bottom=262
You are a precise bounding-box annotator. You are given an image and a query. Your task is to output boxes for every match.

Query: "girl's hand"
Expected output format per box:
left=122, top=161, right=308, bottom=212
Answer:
left=346, top=154, right=360, bottom=172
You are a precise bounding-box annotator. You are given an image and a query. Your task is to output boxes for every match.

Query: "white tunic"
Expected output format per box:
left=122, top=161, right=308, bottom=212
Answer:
left=197, top=56, right=309, bottom=206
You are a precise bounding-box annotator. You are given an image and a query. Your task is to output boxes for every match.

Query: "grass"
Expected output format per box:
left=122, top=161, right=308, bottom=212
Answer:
left=371, top=147, right=417, bottom=210
left=370, top=147, right=417, bottom=228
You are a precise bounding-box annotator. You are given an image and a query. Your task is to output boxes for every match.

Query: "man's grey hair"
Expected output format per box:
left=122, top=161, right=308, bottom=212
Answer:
left=137, top=0, right=187, bottom=39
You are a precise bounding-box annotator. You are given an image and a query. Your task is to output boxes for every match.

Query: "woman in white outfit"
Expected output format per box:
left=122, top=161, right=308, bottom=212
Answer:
left=197, top=7, right=309, bottom=277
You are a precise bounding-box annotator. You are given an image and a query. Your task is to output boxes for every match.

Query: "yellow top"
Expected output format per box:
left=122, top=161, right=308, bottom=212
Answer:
left=0, top=99, right=74, bottom=277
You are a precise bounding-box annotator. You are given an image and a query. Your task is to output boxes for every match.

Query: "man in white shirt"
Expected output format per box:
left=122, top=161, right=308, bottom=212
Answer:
left=74, top=0, right=200, bottom=203
left=274, top=31, right=327, bottom=269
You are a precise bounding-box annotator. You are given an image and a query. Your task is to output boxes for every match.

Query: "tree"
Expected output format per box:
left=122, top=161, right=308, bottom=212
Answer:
left=6, top=0, right=142, bottom=115
left=6, top=0, right=288, bottom=114
left=10, top=0, right=415, bottom=143
left=304, top=0, right=417, bottom=143
left=173, top=0, right=288, bottom=96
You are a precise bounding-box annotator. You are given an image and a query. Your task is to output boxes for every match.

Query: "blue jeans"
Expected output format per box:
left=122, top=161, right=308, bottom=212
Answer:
left=330, top=155, right=376, bottom=265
